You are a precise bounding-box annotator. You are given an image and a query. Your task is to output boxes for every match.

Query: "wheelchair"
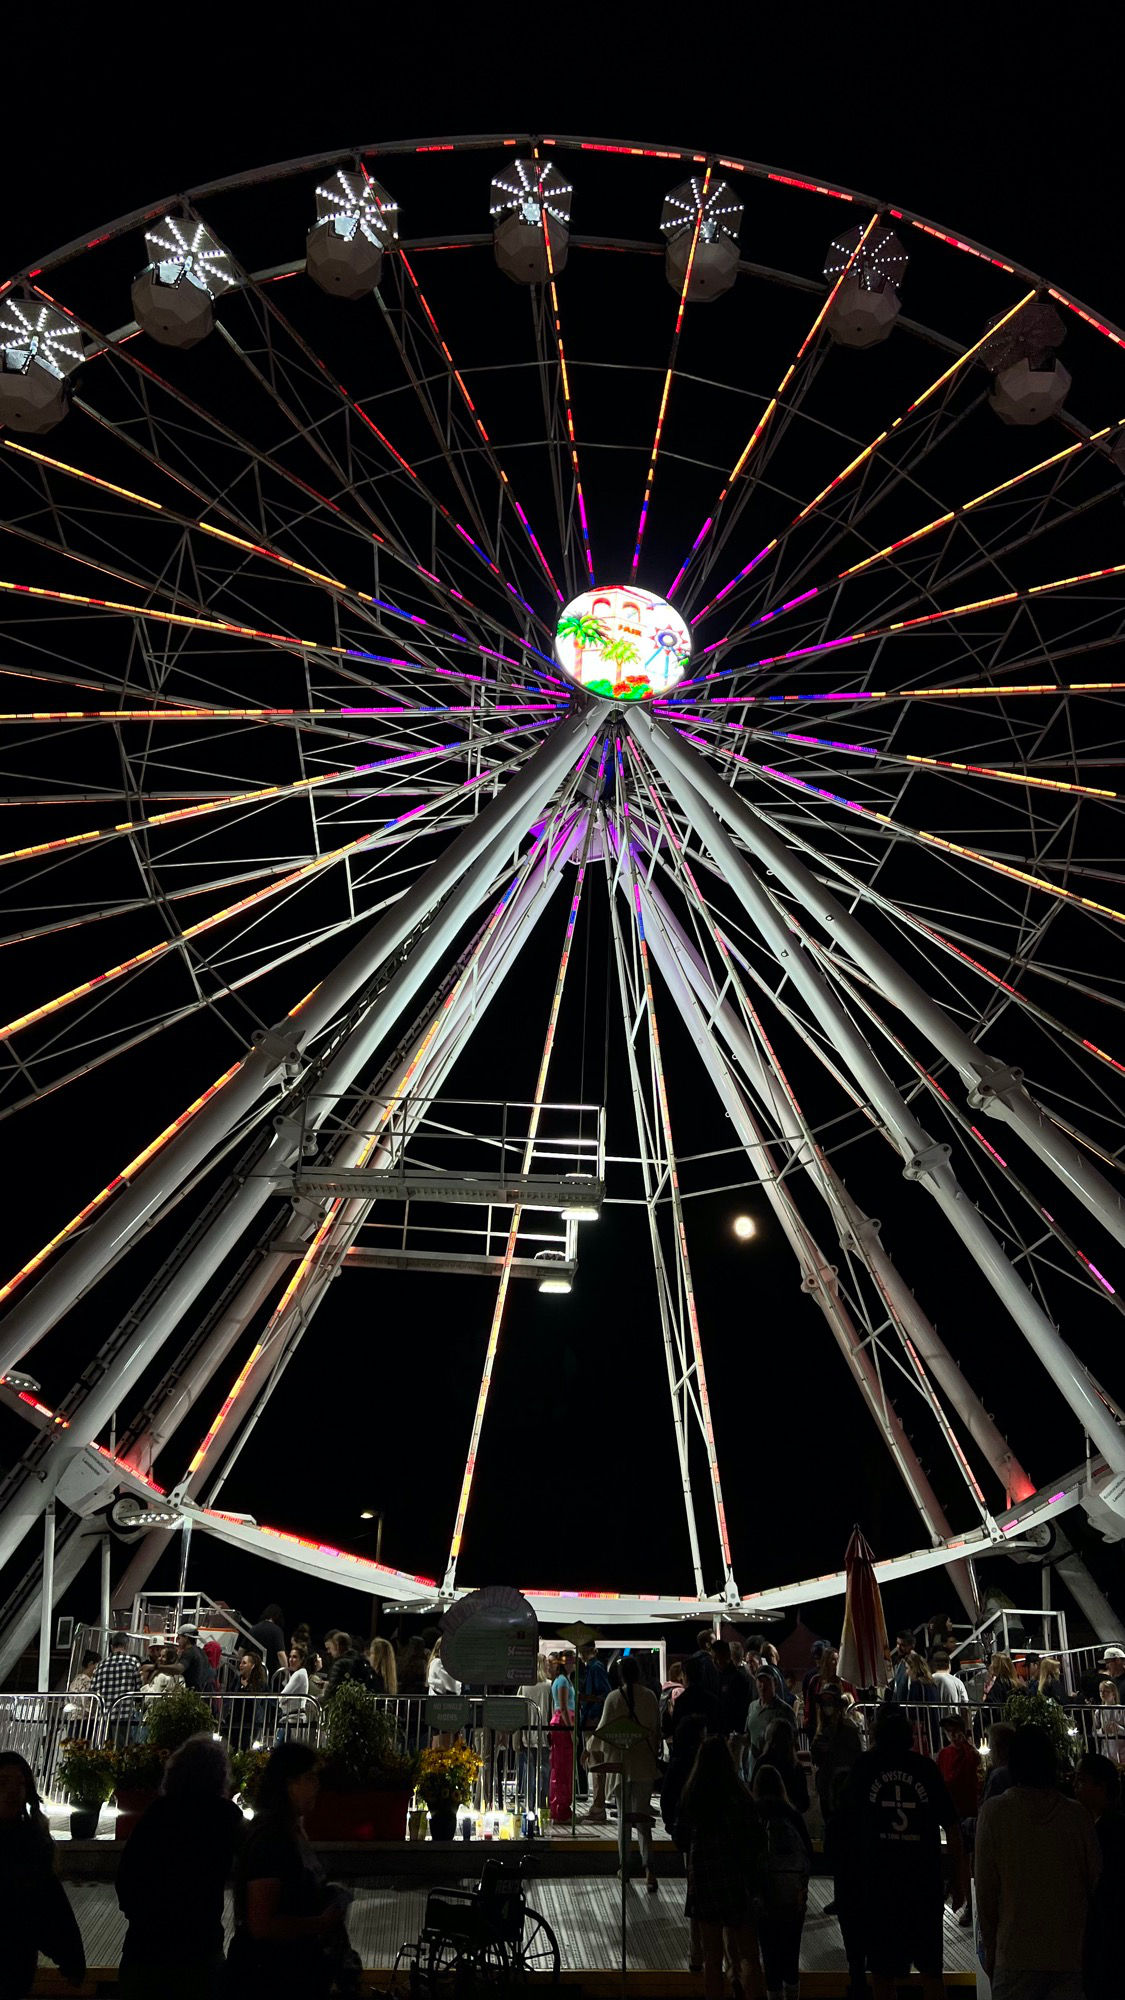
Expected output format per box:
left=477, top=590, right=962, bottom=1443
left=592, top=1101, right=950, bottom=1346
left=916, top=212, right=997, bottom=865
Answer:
left=393, top=1854, right=561, bottom=1994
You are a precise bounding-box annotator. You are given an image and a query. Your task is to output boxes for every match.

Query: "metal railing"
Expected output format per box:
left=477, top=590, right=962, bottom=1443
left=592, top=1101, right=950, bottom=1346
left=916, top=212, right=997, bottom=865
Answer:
left=848, top=1697, right=1123, bottom=1762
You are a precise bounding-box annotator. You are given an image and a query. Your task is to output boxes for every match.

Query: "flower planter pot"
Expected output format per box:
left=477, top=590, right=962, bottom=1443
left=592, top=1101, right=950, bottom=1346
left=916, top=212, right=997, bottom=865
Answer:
left=428, top=1805, right=458, bottom=1842
left=304, top=1786, right=410, bottom=1842
left=69, top=1807, right=100, bottom=1841
left=113, top=1785, right=158, bottom=1841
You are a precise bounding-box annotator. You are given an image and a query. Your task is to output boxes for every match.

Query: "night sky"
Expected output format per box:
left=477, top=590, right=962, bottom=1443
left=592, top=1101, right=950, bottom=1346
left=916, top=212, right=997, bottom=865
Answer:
left=2, top=18, right=1124, bottom=1656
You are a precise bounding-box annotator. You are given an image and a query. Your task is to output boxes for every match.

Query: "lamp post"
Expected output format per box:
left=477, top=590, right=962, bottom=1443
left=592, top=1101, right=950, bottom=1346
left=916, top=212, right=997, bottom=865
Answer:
left=360, top=1510, right=384, bottom=1638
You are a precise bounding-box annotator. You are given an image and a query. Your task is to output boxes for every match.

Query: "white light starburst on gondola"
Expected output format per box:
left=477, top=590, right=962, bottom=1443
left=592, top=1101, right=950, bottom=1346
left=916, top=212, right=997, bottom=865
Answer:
left=314, top=170, right=399, bottom=249
left=141, top=217, right=237, bottom=298
left=824, top=222, right=908, bottom=293
left=489, top=158, right=572, bottom=229
left=0, top=298, right=85, bottom=381
left=660, top=177, right=742, bottom=246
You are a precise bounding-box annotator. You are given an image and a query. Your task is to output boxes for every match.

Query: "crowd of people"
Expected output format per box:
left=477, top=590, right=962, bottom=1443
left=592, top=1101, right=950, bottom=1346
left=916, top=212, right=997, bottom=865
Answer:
left=7, top=1612, right=1124, bottom=1997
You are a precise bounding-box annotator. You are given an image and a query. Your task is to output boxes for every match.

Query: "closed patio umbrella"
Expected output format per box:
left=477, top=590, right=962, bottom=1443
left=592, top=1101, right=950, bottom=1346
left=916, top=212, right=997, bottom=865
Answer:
left=838, top=1524, right=890, bottom=1694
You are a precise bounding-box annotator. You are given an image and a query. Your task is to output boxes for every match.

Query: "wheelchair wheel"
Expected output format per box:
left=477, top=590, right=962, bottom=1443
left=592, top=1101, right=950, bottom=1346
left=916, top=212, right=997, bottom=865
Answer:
left=513, top=1909, right=561, bottom=1982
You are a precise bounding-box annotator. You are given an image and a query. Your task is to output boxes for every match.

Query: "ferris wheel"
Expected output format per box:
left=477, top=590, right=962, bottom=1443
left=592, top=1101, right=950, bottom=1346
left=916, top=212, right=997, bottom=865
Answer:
left=1, top=134, right=1125, bottom=1670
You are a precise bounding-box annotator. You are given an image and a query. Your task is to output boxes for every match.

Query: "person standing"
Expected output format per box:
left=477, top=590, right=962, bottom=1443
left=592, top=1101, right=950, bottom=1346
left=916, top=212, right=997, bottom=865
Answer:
left=577, top=1641, right=611, bottom=1824
left=1074, top=1751, right=1125, bottom=2000
left=689, top=1629, right=721, bottom=1696
left=177, top=1626, right=212, bottom=1694
left=666, top=1654, right=721, bottom=1743
left=803, top=1646, right=856, bottom=1728
left=278, top=1646, right=310, bottom=1740
left=756, top=1717, right=809, bottom=1816
left=675, top=1735, right=766, bottom=2000
left=747, top=1669, right=797, bottom=1775
left=936, top=1713, right=980, bottom=1929
left=116, top=1734, right=242, bottom=2000
left=752, top=1763, right=813, bottom=2000
left=975, top=1723, right=1100, bottom=2000
left=91, top=1633, right=142, bottom=1709
left=713, top=1639, right=753, bottom=1741
left=247, top=1605, right=288, bottom=1677
left=0, top=1752, right=85, bottom=1999
left=593, top=1655, right=660, bottom=1892
left=226, top=1742, right=347, bottom=1996
left=548, top=1655, right=576, bottom=1825
left=930, top=1649, right=969, bottom=1708
left=839, top=1702, right=967, bottom=2000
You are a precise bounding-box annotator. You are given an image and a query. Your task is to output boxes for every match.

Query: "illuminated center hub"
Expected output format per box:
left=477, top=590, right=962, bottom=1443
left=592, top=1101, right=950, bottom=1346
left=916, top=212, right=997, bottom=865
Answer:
left=554, top=585, right=691, bottom=702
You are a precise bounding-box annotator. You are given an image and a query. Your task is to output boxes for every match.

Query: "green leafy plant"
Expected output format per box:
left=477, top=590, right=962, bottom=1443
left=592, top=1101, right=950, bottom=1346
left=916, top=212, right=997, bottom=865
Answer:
left=56, top=1739, right=116, bottom=1810
left=143, top=1685, right=216, bottom=1753
left=319, top=1680, right=420, bottom=1793
left=416, top=1741, right=481, bottom=1810
left=1003, top=1687, right=1078, bottom=1767
left=229, top=1747, right=270, bottom=1810
left=110, top=1741, right=164, bottom=1794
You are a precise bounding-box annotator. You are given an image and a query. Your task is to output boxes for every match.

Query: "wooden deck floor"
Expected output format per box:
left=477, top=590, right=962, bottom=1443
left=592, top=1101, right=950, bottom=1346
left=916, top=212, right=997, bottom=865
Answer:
left=44, top=1875, right=978, bottom=1983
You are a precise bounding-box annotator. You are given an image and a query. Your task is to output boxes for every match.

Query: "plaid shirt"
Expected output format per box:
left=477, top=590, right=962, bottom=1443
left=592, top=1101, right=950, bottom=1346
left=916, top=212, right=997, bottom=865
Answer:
left=91, top=1651, right=142, bottom=1708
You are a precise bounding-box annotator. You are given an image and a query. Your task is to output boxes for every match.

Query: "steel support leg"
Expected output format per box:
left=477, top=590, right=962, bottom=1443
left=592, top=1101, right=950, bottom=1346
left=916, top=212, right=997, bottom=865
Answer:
left=628, top=706, right=1125, bottom=1254
left=633, top=714, right=1125, bottom=1481
left=0, top=709, right=592, bottom=1379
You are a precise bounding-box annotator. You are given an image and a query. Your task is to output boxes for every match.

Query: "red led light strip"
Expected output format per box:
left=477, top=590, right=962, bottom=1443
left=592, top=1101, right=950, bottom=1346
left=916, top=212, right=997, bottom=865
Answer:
left=0, top=750, right=529, bottom=1040
left=445, top=787, right=599, bottom=1577
left=393, top=238, right=565, bottom=606
left=0, top=1060, right=243, bottom=1312
left=631, top=165, right=713, bottom=581
left=680, top=728, right=1125, bottom=929
left=761, top=728, right=1118, bottom=802
left=533, top=145, right=595, bottom=587
left=681, top=554, right=1125, bottom=695
left=0, top=733, right=559, bottom=870
left=668, top=214, right=882, bottom=598
left=617, top=739, right=733, bottom=1571
left=691, top=287, right=1038, bottom=625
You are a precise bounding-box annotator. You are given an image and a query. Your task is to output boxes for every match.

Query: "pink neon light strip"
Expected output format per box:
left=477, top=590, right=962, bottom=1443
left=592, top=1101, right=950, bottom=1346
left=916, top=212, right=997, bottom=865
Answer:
left=676, top=554, right=1125, bottom=697
left=680, top=727, right=1125, bottom=929
left=667, top=215, right=882, bottom=598
left=394, top=239, right=565, bottom=606
left=689, top=287, right=1038, bottom=625
left=532, top=147, right=595, bottom=588
left=631, top=165, right=713, bottom=581
left=0, top=737, right=545, bottom=1039
left=446, top=766, right=601, bottom=1575
left=618, top=739, right=733, bottom=1571
left=760, top=727, right=1118, bottom=802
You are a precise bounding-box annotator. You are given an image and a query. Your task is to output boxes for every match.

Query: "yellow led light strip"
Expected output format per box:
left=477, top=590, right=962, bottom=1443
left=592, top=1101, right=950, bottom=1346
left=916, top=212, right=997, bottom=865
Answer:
left=687, top=730, right=1125, bottom=929
left=0, top=1058, right=243, bottom=1311
left=2, top=440, right=554, bottom=680
left=692, top=287, right=1038, bottom=623
left=0, top=761, right=507, bottom=1040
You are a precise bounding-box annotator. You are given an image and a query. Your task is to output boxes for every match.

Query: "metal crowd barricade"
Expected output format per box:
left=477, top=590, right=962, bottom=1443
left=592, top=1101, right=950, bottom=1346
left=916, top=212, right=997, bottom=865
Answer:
left=0, top=1690, right=103, bottom=1796
left=848, top=1696, right=1111, bottom=1762
left=371, top=1694, right=550, bottom=1815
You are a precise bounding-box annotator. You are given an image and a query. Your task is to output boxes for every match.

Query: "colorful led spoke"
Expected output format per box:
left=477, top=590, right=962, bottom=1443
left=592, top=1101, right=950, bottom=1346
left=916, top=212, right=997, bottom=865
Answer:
left=532, top=146, right=595, bottom=588
left=631, top=166, right=713, bottom=581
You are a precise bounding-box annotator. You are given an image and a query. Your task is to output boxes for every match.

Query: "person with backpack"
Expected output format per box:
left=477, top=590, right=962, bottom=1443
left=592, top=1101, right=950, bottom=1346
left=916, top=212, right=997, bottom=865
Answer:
left=752, top=1763, right=813, bottom=2000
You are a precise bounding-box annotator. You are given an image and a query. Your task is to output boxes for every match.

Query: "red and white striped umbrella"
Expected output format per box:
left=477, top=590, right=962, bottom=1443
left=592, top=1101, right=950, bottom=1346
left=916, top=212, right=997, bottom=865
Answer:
left=838, top=1524, right=890, bottom=1693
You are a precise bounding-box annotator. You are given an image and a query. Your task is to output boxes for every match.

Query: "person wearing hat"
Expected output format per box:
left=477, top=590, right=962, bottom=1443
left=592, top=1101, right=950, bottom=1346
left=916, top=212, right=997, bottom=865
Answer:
left=177, top=1625, right=212, bottom=1694
left=1081, top=1644, right=1125, bottom=1705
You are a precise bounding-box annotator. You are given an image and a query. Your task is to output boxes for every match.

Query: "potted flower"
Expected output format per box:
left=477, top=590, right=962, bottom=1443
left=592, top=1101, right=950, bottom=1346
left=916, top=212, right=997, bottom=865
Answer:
left=304, top=1681, right=420, bottom=1842
left=56, top=1739, right=115, bottom=1840
left=109, top=1684, right=216, bottom=1838
left=417, top=1742, right=482, bottom=1842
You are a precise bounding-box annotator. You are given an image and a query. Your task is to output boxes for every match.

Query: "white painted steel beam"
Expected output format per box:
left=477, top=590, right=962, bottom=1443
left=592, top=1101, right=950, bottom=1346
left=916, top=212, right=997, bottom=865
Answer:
left=631, top=712, right=1125, bottom=1483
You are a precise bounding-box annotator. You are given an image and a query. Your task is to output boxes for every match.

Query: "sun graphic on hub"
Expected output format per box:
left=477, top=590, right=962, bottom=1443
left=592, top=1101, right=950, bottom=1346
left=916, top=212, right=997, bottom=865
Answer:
left=554, top=585, right=691, bottom=701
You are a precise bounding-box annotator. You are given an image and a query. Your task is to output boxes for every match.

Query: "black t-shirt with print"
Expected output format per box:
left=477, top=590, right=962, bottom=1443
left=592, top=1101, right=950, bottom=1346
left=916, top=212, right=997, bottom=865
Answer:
left=842, top=1748, right=956, bottom=1893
